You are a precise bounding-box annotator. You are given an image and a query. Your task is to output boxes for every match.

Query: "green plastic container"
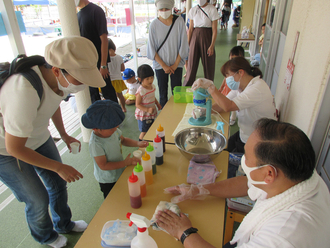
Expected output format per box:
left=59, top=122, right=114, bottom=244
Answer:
left=173, top=86, right=193, bottom=103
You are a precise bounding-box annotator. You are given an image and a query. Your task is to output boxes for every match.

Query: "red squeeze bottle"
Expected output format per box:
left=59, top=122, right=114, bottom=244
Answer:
left=128, top=172, right=142, bottom=209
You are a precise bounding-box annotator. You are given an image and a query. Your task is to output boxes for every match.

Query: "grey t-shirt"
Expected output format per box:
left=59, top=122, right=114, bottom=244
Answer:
left=147, top=15, right=189, bottom=70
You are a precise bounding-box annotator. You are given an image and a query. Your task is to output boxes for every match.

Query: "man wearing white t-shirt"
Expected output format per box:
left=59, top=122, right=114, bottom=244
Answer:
left=156, top=118, right=330, bottom=248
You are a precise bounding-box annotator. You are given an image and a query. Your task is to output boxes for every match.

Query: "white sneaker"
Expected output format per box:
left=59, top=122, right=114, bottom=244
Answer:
left=72, top=220, right=88, bottom=232
left=48, top=234, right=67, bottom=248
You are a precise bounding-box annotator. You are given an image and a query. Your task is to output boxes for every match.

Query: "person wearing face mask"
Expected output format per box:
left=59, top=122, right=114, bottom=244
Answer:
left=155, top=118, right=330, bottom=248
left=192, top=57, right=276, bottom=155
left=147, top=0, right=189, bottom=107
left=0, top=37, right=105, bottom=248
left=183, top=0, right=220, bottom=87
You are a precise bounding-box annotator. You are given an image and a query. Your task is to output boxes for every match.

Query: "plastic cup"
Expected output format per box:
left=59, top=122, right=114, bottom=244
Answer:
left=70, top=142, right=80, bottom=154
left=133, top=150, right=142, bottom=159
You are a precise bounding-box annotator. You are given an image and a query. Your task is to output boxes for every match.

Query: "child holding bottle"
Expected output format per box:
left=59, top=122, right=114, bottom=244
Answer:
left=82, top=100, right=148, bottom=199
left=122, top=68, right=140, bottom=105
left=135, top=64, right=162, bottom=141
left=108, top=39, right=127, bottom=112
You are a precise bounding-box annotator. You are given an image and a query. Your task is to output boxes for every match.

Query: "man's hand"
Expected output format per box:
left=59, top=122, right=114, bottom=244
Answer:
left=100, top=67, right=110, bottom=79
left=156, top=209, right=192, bottom=240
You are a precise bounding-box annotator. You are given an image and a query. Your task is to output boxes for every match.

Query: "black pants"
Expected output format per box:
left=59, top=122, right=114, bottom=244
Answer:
left=90, top=75, right=118, bottom=103
left=99, top=182, right=116, bottom=199
left=226, top=131, right=245, bottom=178
left=155, top=68, right=183, bottom=107
left=223, top=242, right=237, bottom=248
left=227, top=131, right=245, bottom=153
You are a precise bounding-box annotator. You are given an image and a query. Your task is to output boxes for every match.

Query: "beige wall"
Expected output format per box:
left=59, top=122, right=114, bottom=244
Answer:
left=240, top=0, right=256, bottom=32
left=275, top=0, right=330, bottom=137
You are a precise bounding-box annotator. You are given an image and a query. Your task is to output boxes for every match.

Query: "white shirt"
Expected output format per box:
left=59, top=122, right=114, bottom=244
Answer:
left=226, top=76, right=276, bottom=143
left=0, top=66, right=64, bottom=155
left=187, top=5, right=220, bottom=28
left=108, top=54, right=124, bottom=81
left=125, top=80, right=140, bottom=95
left=236, top=173, right=330, bottom=247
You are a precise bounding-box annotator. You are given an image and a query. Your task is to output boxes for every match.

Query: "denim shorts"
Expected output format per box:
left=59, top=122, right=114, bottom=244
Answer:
left=138, top=119, right=154, bottom=132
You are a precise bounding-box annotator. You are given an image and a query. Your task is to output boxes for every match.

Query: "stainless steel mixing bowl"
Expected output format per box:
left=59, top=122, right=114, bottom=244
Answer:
left=174, top=127, right=227, bottom=162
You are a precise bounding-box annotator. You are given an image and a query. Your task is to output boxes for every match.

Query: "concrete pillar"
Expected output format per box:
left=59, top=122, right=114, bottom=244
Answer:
left=56, top=0, right=92, bottom=142
left=0, top=0, right=25, bottom=57
left=186, top=0, right=192, bottom=24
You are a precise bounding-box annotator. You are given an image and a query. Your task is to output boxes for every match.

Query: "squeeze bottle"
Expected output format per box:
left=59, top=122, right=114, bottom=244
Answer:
left=146, top=143, right=156, bottom=175
left=153, top=135, right=163, bottom=165
left=133, top=163, right=147, bottom=198
left=141, top=152, right=153, bottom=185
left=156, top=124, right=165, bottom=153
left=126, top=212, right=158, bottom=248
left=128, top=172, right=142, bottom=209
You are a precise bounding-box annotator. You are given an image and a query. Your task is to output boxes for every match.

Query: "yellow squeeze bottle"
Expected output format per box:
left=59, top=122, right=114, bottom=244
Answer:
left=141, top=152, right=153, bottom=185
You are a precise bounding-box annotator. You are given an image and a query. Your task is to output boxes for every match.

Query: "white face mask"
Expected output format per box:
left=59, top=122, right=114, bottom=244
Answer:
left=57, top=70, right=86, bottom=96
left=241, top=155, right=277, bottom=185
left=158, top=10, right=172, bottom=19
left=198, top=0, right=208, bottom=6
left=75, top=0, right=80, bottom=7
left=247, top=184, right=268, bottom=201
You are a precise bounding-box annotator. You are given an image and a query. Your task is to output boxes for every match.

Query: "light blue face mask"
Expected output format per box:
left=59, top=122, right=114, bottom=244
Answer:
left=226, top=71, right=240, bottom=90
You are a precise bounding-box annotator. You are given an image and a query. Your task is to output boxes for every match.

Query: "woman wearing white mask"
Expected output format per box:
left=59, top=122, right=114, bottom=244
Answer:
left=0, top=37, right=105, bottom=247
left=155, top=119, right=330, bottom=248
left=183, top=0, right=219, bottom=86
left=192, top=57, right=276, bottom=154
left=147, top=0, right=189, bottom=107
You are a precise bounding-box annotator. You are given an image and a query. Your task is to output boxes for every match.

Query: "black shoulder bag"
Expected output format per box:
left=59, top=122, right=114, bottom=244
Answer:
left=156, top=15, right=179, bottom=53
left=197, top=5, right=212, bottom=21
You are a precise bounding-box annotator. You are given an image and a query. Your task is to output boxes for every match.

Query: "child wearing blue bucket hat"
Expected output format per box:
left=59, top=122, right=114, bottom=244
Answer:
left=82, top=100, right=148, bottom=198
left=122, top=68, right=140, bottom=105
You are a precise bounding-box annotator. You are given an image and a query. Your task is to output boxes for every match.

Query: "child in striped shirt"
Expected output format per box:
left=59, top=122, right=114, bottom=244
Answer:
left=135, top=64, right=162, bottom=140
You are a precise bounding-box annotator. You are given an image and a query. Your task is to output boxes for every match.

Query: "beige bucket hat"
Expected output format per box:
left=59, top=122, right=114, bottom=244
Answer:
left=44, top=36, right=106, bottom=88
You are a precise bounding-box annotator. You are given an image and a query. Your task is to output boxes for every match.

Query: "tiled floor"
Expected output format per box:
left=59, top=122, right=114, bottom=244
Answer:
left=0, top=21, right=239, bottom=248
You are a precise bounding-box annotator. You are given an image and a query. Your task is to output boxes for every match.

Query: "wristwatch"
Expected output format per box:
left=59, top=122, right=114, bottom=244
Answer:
left=180, top=227, right=198, bottom=244
left=100, top=65, right=107, bottom=69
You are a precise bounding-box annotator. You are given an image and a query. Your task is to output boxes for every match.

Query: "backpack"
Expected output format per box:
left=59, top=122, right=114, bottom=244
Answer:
left=0, top=54, right=46, bottom=101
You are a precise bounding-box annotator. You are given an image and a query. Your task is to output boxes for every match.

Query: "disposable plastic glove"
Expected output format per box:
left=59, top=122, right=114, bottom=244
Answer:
left=191, top=78, right=216, bottom=94
left=164, top=183, right=210, bottom=203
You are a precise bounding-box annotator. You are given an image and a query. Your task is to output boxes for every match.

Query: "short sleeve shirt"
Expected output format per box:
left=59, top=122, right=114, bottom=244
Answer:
left=187, top=5, right=220, bottom=28
left=226, top=76, right=276, bottom=143
left=89, top=129, right=125, bottom=183
left=108, top=55, right=124, bottom=81
left=147, top=16, right=189, bottom=70
left=77, top=3, right=109, bottom=66
left=0, top=66, right=64, bottom=155
left=134, top=85, right=157, bottom=121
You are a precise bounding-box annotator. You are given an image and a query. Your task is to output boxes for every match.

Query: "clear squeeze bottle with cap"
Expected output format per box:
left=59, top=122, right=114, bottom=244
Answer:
left=146, top=143, right=156, bottom=175
left=141, top=152, right=153, bottom=185
left=128, top=172, right=142, bottom=209
left=133, top=163, right=146, bottom=198
left=153, top=135, right=163, bottom=165
left=156, top=124, right=165, bottom=153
